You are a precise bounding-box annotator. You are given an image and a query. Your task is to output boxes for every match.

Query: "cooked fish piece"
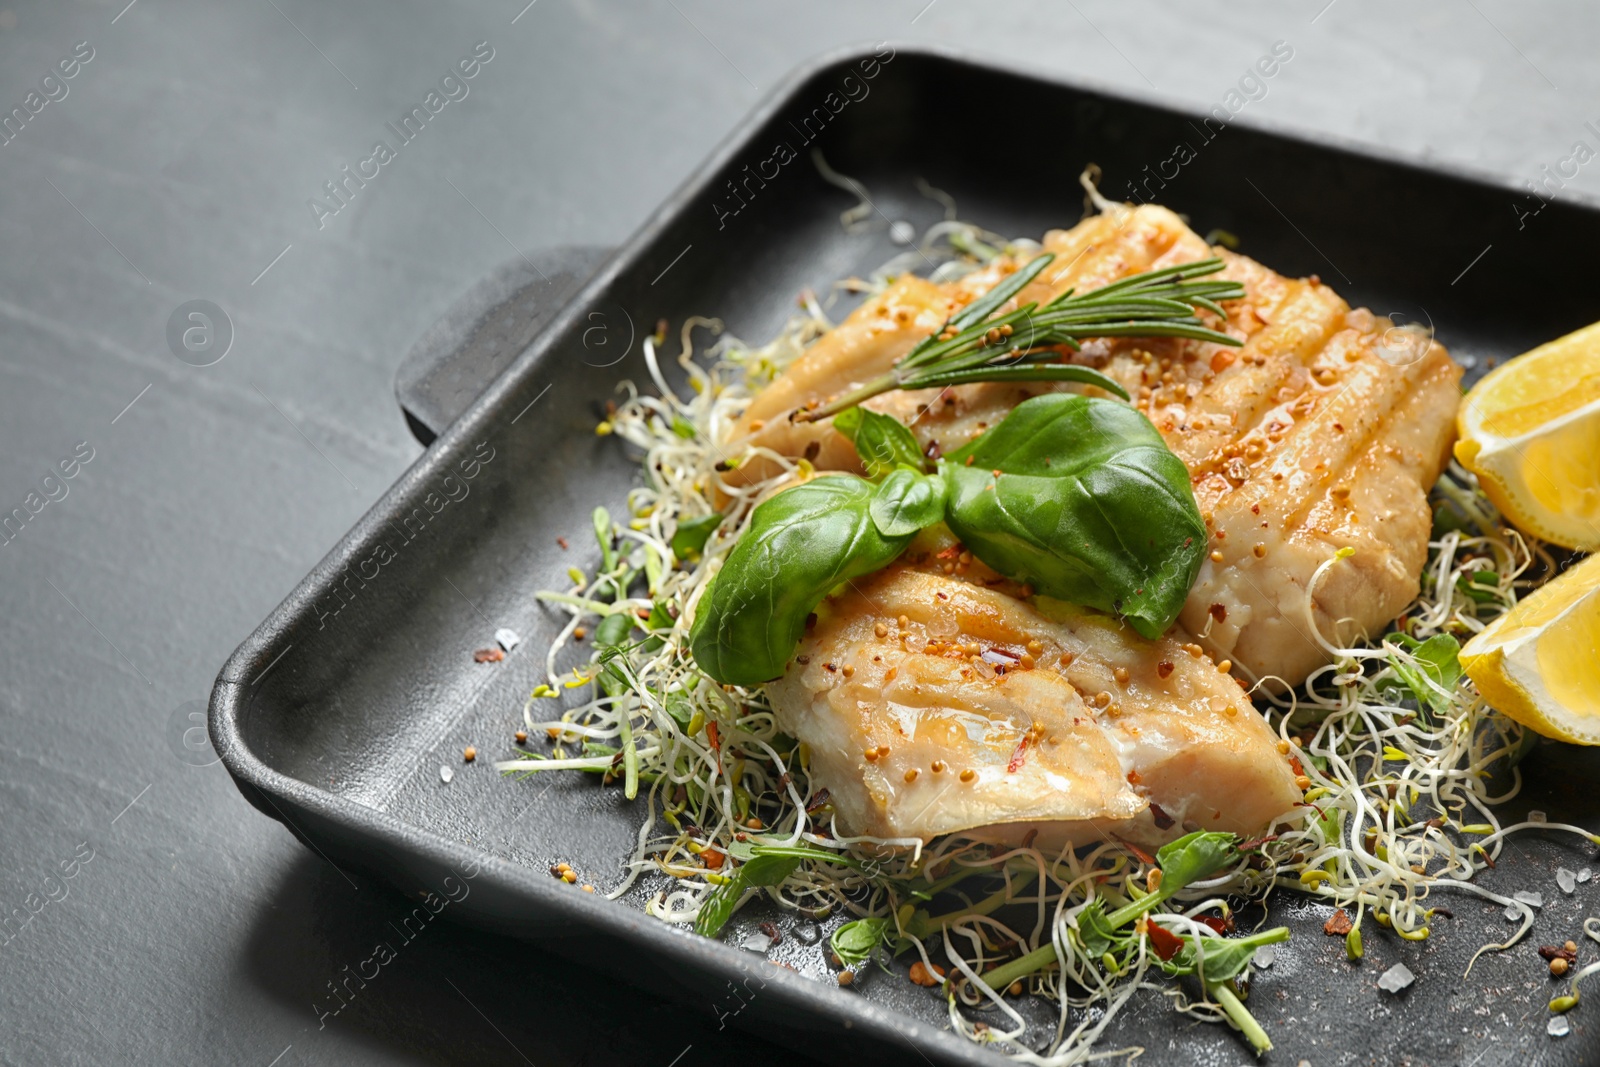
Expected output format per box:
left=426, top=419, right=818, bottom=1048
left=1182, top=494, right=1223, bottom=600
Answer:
left=767, top=566, right=1304, bottom=848
left=723, top=275, right=955, bottom=491
left=1177, top=311, right=1460, bottom=688
left=726, top=205, right=1211, bottom=478
left=727, top=204, right=1461, bottom=686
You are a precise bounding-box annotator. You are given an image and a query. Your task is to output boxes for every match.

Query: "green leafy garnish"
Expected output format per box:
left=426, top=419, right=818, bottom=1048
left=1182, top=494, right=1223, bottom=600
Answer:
left=1386, top=632, right=1463, bottom=719
left=1316, top=806, right=1343, bottom=847
left=646, top=600, right=676, bottom=630
left=689, top=475, right=914, bottom=686
left=594, top=611, right=633, bottom=647
left=1159, top=926, right=1289, bottom=983
left=693, top=852, right=803, bottom=938
left=594, top=613, right=635, bottom=699
left=979, top=832, right=1281, bottom=1053
left=831, top=917, right=894, bottom=967
left=1074, top=899, right=1118, bottom=956
left=671, top=513, right=723, bottom=559
left=662, top=687, right=694, bottom=725
left=869, top=468, right=947, bottom=538
left=987, top=832, right=1243, bottom=989
left=833, top=405, right=927, bottom=479
left=593, top=506, right=617, bottom=574
left=797, top=253, right=1242, bottom=423
left=723, top=839, right=866, bottom=871
left=690, top=394, right=1210, bottom=681
left=1154, top=831, right=1238, bottom=889
left=943, top=394, right=1207, bottom=638
left=1454, top=570, right=1501, bottom=603
left=590, top=643, right=641, bottom=797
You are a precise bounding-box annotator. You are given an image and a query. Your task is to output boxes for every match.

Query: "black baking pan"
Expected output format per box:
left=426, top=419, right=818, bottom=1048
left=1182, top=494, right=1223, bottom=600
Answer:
left=212, top=42, right=1600, bottom=1066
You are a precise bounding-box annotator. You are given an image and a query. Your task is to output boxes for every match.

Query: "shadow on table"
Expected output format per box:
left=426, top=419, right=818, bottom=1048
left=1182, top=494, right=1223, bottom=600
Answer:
left=239, top=853, right=819, bottom=1067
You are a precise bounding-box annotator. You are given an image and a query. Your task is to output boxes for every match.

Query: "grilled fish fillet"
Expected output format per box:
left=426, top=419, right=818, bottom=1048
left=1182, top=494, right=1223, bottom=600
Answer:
left=730, top=204, right=1461, bottom=687
left=768, top=565, right=1303, bottom=847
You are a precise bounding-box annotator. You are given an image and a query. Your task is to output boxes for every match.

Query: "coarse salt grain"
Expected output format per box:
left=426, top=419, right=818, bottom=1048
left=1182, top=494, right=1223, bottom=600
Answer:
left=1581, top=868, right=1594, bottom=884
left=1558, top=868, right=1578, bottom=894
left=1549, top=1015, right=1571, bottom=1038
left=1377, top=962, right=1414, bottom=993
left=1254, top=944, right=1277, bottom=969
left=741, top=932, right=773, bottom=953
left=495, top=627, right=521, bottom=652
left=1529, top=810, right=1548, bottom=823
left=440, top=765, right=455, bottom=784
left=1507, top=891, right=1544, bottom=921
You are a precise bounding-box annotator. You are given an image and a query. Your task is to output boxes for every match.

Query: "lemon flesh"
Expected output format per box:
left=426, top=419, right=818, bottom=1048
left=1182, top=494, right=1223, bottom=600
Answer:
left=1461, top=552, right=1600, bottom=744
left=1457, top=321, right=1600, bottom=550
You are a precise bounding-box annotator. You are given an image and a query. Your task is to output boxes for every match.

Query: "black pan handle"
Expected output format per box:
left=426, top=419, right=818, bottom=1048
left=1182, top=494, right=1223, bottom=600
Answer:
left=394, top=246, right=614, bottom=444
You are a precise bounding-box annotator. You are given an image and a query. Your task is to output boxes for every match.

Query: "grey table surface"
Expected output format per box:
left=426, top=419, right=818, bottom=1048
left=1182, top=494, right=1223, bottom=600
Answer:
left=2, top=1, right=1598, bottom=1064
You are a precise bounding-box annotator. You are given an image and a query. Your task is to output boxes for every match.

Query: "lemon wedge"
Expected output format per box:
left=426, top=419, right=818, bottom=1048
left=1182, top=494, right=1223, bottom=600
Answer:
left=1456, top=321, right=1600, bottom=550
left=1460, top=552, right=1600, bottom=743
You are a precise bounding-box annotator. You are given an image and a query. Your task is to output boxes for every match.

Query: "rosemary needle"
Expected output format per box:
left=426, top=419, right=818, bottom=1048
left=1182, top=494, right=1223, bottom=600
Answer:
left=796, top=253, right=1244, bottom=423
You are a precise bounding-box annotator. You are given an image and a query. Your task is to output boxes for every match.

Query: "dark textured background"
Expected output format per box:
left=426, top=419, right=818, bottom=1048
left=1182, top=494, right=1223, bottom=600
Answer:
left=2, top=1, right=1598, bottom=1064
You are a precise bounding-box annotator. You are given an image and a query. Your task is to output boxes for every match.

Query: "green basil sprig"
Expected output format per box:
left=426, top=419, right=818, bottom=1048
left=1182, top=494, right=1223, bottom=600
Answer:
left=688, top=475, right=916, bottom=686
left=832, top=405, right=927, bottom=479
left=691, top=393, right=1208, bottom=683
left=870, top=468, right=947, bottom=537
left=943, top=393, right=1205, bottom=639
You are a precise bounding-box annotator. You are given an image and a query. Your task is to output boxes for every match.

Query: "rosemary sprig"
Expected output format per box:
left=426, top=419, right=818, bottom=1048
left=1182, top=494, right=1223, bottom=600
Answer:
left=795, top=253, right=1245, bottom=423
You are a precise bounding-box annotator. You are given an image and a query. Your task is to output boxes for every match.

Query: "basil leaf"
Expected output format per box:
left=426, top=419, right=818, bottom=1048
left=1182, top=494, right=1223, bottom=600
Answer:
left=1154, top=831, right=1238, bottom=888
left=671, top=513, right=722, bottom=559
left=869, top=468, right=947, bottom=538
left=833, top=406, right=926, bottom=479
left=942, top=394, right=1205, bottom=639
left=689, top=475, right=914, bottom=686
